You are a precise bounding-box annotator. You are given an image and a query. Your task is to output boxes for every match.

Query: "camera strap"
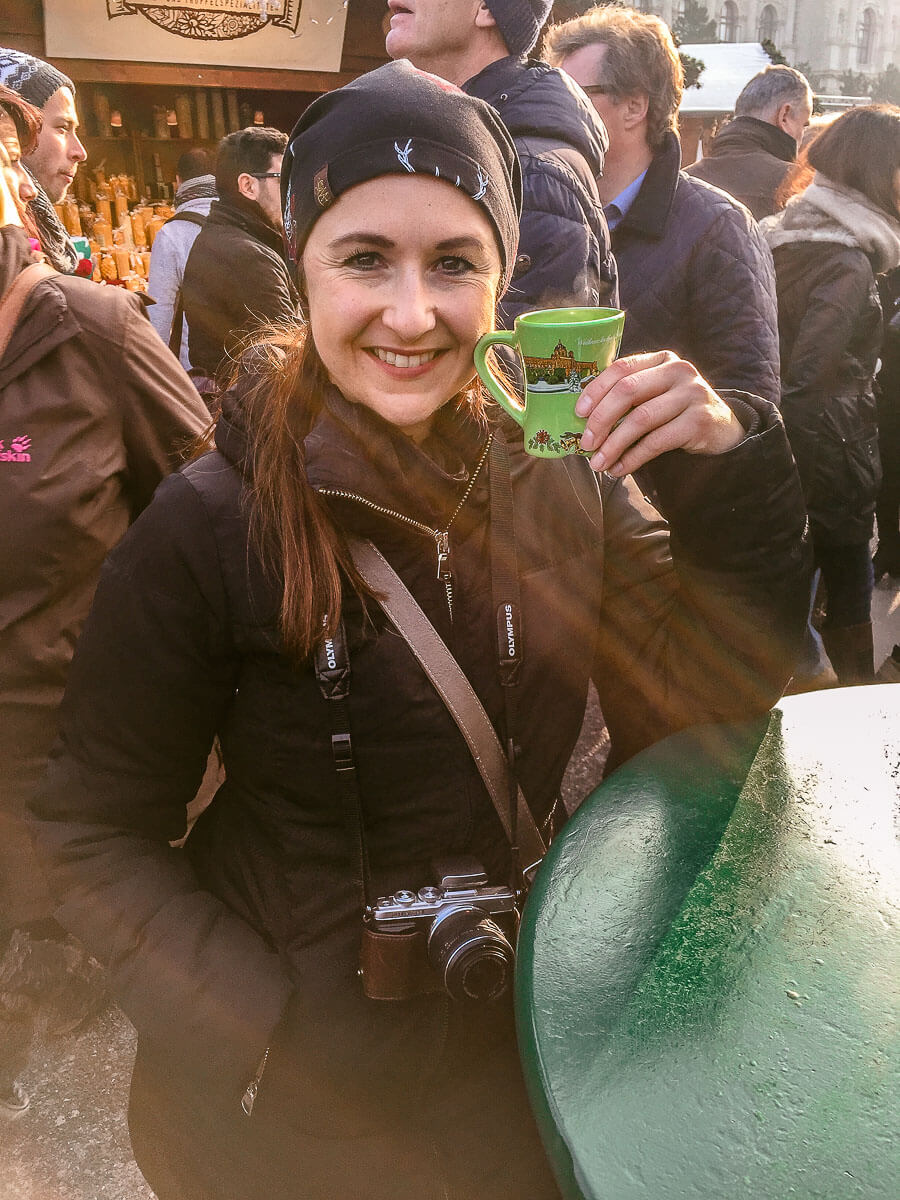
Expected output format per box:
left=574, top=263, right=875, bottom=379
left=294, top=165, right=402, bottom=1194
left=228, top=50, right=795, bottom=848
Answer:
left=345, top=434, right=546, bottom=883
left=313, top=619, right=375, bottom=909
left=486, top=432, right=526, bottom=884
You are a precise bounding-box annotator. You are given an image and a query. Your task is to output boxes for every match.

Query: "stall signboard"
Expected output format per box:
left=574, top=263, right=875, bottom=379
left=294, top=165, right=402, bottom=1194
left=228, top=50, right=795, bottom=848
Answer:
left=45, top=0, right=348, bottom=71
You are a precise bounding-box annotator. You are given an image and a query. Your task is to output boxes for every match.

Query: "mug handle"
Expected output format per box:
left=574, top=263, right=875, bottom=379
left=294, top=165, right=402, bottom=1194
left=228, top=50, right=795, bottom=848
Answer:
left=473, top=330, right=525, bottom=427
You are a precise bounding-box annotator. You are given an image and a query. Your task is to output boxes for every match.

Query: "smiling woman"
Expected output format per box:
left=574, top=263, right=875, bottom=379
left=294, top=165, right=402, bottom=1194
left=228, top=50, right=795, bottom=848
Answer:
left=302, top=175, right=501, bottom=443
left=29, top=59, right=812, bottom=1200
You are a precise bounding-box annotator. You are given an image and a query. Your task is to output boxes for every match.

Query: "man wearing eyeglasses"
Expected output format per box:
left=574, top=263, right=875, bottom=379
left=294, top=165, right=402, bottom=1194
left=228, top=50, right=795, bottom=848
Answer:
left=183, top=126, right=298, bottom=383
left=545, top=5, right=780, bottom=408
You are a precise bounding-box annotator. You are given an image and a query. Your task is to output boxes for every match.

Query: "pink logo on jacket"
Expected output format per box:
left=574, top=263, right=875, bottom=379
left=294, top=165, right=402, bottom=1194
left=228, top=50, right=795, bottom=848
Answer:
left=0, top=435, right=32, bottom=463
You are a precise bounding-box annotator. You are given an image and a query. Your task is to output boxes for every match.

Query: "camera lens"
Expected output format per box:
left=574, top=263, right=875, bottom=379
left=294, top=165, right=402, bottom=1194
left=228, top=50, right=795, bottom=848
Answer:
left=427, top=907, right=515, bottom=1002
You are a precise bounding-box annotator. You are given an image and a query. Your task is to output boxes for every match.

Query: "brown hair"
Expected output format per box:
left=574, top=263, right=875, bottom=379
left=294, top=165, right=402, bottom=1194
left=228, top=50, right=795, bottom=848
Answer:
left=234, top=319, right=489, bottom=662
left=0, top=84, right=42, bottom=155
left=805, top=104, right=900, bottom=219
left=543, top=5, right=683, bottom=151
left=229, top=323, right=372, bottom=662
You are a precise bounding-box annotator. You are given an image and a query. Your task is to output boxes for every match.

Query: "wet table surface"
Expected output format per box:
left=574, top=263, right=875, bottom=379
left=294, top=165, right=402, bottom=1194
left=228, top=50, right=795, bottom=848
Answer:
left=516, top=687, right=899, bottom=1200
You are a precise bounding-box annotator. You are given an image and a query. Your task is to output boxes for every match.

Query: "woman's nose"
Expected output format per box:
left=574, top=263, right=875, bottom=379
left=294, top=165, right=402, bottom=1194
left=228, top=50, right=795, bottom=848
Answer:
left=382, top=273, right=437, bottom=342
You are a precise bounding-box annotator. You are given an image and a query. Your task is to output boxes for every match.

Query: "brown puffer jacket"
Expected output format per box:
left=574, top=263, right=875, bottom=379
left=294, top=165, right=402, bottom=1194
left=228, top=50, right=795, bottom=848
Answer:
left=0, top=225, right=210, bottom=927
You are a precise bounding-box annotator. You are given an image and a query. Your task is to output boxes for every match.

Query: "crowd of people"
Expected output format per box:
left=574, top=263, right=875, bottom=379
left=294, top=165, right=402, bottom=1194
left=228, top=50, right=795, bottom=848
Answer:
left=0, top=3, right=897, bottom=1197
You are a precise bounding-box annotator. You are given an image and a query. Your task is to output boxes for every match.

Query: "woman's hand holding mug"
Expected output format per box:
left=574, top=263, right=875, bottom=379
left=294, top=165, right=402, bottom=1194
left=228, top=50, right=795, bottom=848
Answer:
left=575, top=350, right=745, bottom=477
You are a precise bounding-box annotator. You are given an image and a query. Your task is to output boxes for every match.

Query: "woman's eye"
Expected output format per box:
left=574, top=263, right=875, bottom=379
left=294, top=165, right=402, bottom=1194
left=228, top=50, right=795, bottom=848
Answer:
left=343, top=251, right=382, bottom=270
left=437, top=256, right=475, bottom=275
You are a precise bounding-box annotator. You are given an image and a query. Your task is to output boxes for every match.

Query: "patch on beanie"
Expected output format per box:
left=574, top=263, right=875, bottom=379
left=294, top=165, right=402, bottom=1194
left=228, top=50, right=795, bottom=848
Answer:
left=313, top=166, right=333, bottom=209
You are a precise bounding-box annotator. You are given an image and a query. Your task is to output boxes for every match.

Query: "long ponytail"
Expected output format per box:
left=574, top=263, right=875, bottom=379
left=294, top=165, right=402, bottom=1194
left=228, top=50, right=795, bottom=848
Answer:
left=240, top=323, right=374, bottom=662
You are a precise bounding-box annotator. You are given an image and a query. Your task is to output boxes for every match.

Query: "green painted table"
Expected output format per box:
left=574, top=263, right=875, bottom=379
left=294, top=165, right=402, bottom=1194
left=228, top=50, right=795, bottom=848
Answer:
left=516, top=687, right=899, bottom=1200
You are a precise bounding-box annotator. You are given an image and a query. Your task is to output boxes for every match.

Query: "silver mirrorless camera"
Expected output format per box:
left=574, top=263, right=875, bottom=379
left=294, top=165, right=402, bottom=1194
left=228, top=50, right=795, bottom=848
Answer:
left=364, top=856, right=518, bottom=1003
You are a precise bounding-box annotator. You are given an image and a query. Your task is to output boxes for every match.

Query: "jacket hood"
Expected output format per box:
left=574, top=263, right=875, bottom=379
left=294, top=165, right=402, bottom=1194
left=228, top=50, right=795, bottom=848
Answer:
left=762, top=175, right=900, bottom=274
left=706, top=115, right=797, bottom=164
left=0, top=223, right=36, bottom=298
left=465, top=57, right=608, bottom=178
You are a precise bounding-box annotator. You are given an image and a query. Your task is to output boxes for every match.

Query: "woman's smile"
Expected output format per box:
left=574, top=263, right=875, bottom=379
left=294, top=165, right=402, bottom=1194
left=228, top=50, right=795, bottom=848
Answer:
left=368, top=346, right=444, bottom=374
left=302, top=174, right=503, bottom=442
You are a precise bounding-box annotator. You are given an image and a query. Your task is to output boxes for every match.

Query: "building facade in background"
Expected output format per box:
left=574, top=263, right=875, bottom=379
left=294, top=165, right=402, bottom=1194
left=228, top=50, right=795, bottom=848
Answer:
left=638, top=1, right=900, bottom=90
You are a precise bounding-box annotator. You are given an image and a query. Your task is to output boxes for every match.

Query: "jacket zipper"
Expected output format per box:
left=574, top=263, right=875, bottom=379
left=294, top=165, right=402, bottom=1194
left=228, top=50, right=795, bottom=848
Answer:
left=241, top=1046, right=269, bottom=1116
left=318, top=433, right=492, bottom=624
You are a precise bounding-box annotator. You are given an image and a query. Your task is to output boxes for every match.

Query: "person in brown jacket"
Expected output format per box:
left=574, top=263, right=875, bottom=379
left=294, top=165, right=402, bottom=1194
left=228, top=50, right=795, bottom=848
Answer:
left=0, top=89, right=209, bottom=1115
left=687, top=65, right=812, bottom=221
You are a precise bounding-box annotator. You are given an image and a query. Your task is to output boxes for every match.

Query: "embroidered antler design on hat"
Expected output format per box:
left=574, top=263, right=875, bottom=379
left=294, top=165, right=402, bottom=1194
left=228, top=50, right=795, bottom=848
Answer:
left=281, top=61, right=522, bottom=289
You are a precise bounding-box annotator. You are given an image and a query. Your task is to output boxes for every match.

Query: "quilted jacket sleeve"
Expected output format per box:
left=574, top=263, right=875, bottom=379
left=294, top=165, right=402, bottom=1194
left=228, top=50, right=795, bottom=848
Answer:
left=593, top=393, right=811, bottom=769
left=29, top=471, right=292, bottom=1094
left=498, top=149, right=618, bottom=329
left=684, top=204, right=781, bottom=406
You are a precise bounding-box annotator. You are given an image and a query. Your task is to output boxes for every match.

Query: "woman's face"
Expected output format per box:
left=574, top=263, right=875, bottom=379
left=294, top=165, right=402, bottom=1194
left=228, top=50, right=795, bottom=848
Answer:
left=301, top=174, right=502, bottom=443
left=0, top=113, right=36, bottom=213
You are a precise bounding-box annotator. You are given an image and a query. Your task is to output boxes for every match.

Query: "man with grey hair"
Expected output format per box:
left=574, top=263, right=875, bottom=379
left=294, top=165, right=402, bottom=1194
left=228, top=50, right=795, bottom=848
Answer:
left=687, top=65, right=813, bottom=219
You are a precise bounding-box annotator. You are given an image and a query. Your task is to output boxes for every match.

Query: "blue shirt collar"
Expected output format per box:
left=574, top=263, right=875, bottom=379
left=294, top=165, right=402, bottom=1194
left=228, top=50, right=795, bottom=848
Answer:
left=604, top=169, right=648, bottom=231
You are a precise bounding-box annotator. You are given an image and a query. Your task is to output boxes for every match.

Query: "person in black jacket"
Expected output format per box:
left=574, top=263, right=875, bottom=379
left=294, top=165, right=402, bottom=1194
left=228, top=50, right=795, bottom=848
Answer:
left=762, top=105, right=900, bottom=683
left=873, top=266, right=900, bottom=579
left=30, top=63, right=809, bottom=1200
left=386, top=0, right=617, bottom=325
left=545, top=4, right=781, bottom=407
left=182, top=126, right=298, bottom=382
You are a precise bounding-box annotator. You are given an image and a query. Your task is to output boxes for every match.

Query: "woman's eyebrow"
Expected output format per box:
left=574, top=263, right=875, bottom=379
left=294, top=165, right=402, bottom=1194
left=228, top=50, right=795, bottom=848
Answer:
left=327, top=233, right=394, bottom=250
left=434, top=236, right=490, bottom=253
left=325, top=234, right=490, bottom=253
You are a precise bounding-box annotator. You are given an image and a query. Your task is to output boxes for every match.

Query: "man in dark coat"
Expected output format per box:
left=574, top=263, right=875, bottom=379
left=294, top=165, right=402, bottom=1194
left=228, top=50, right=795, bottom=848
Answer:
left=546, top=5, right=781, bottom=407
left=686, top=65, right=812, bottom=220
left=385, top=0, right=617, bottom=325
left=182, top=126, right=298, bottom=380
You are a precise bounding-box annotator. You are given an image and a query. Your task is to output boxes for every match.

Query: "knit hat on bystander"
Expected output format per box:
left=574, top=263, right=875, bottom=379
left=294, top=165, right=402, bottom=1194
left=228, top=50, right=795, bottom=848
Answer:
left=0, top=49, right=74, bottom=110
left=484, top=0, right=554, bottom=58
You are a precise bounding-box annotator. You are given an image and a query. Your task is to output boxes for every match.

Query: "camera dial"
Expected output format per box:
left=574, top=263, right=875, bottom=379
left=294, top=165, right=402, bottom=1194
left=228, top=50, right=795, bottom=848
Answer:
left=427, top=905, right=515, bottom=1002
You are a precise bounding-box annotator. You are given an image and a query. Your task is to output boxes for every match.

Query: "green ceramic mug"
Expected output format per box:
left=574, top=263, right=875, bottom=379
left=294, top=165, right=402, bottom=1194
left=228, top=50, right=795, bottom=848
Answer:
left=473, top=306, right=625, bottom=457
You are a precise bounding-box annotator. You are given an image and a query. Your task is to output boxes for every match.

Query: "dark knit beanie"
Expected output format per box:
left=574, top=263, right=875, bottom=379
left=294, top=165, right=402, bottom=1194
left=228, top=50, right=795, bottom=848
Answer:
left=485, top=0, right=553, bottom=58
left=282, top=60, right=522, bottom=287
left=0, top=49, right=74, bottom=110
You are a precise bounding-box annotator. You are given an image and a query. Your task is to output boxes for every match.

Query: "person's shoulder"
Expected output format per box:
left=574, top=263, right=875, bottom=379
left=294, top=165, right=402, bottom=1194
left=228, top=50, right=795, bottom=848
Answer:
left=196, top=219, right=282, bottom=268
left=676, top=170, right=755, bottom=225
left=482, top=57, right=608, bottom=177
left=52, top=274, right=148, bottom=340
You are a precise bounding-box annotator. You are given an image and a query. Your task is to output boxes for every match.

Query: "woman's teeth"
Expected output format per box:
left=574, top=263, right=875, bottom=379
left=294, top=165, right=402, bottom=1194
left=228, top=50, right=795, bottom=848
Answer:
left=372, top=349, right=438, bottom=368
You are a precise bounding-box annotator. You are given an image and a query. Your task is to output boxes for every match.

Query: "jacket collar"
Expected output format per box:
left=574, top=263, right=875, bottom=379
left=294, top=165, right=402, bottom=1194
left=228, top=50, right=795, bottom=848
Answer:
left=762, top=175, right=900, bottom=274
left=708, top=115, right=797, bottom=165
left=216, top=377, right=490, bottom=534
left=613, top=130, right=681, bottom=242
left=206, top=196, right=286, bottom=258
left=463, top=56, right=608, bottom=177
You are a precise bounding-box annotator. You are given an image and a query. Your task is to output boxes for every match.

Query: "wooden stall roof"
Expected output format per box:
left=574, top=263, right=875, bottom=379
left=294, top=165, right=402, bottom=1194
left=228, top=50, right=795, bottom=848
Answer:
left=1, top=0, right=390, bottom=93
